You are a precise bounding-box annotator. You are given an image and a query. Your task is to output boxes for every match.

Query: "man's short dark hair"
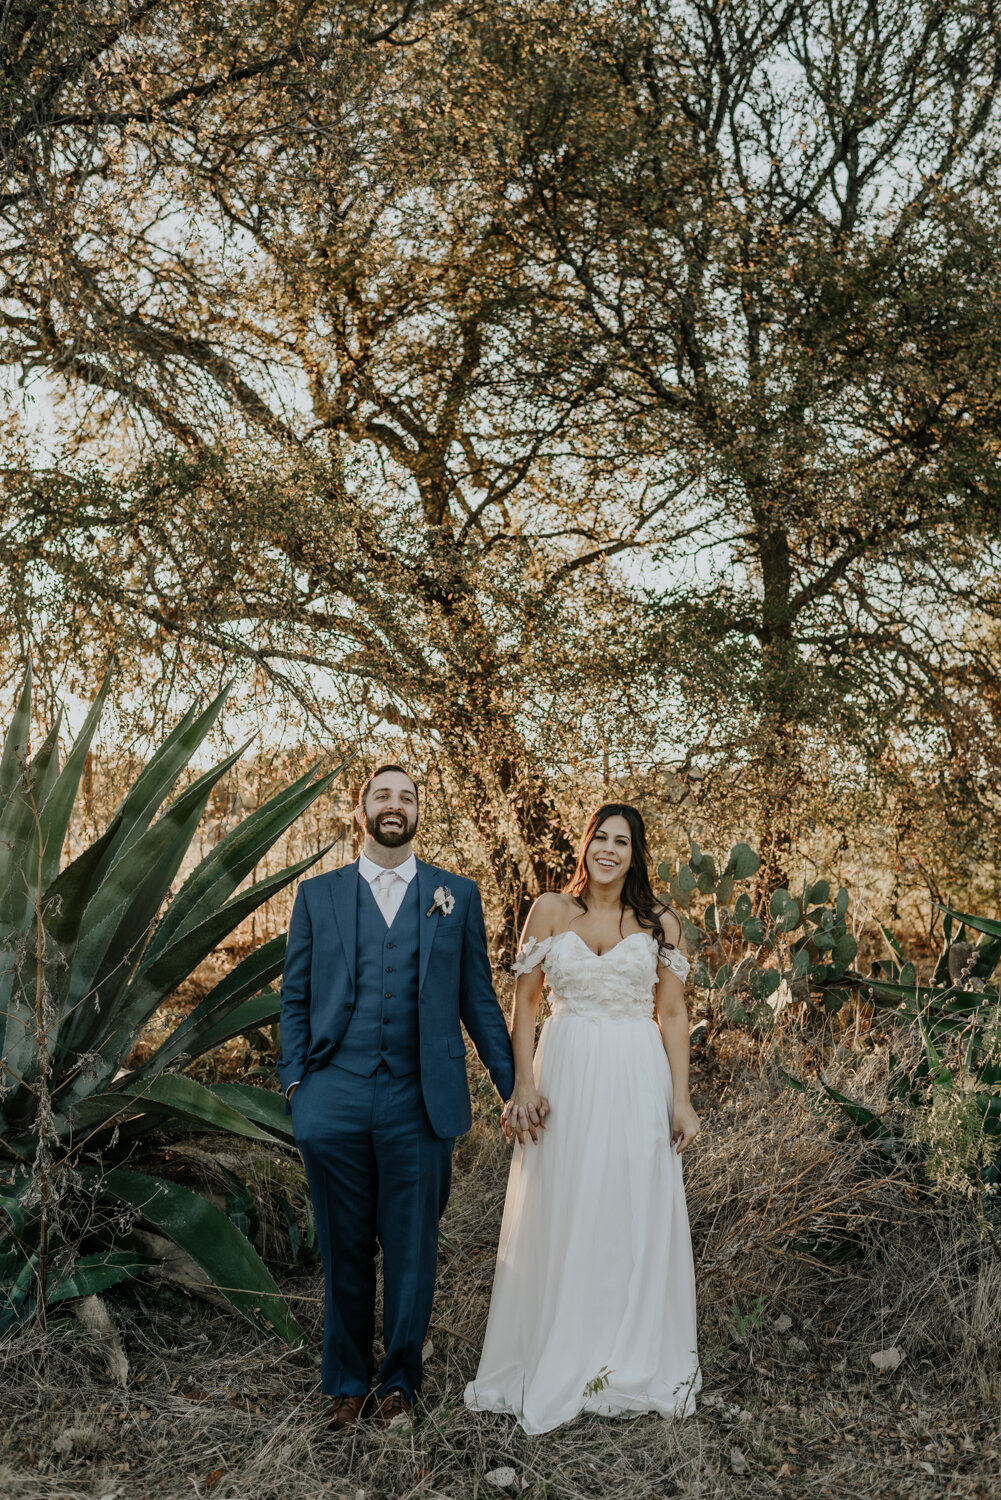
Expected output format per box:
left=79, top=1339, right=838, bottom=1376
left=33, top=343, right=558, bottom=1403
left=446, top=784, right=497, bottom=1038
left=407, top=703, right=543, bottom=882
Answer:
left=358, top=764, right=419, bottom=807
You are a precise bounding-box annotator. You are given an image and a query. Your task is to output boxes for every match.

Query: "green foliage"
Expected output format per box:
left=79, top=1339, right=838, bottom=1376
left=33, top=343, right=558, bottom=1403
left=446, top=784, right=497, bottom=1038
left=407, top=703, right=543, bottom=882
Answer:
left=729, top=1294, right=766, bottom=1340
left=0, top=669, right=343, bottom=1338
left=662, top=838, right=862, bottom=1036
left=769, top=898, right=1001, bottom=1226
left=858, top=909, right=1001, bottom=1216
left=724, top=844, right=760, bottom=882
left=665, top=836, right=1001, bottom=1220
left=582, top=1365, right=614, bottom=1398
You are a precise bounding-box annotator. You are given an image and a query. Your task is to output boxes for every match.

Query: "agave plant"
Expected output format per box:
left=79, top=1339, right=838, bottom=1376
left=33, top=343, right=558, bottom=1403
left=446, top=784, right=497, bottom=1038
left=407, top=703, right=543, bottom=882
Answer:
left=0, top=668, right=343, bottom=1337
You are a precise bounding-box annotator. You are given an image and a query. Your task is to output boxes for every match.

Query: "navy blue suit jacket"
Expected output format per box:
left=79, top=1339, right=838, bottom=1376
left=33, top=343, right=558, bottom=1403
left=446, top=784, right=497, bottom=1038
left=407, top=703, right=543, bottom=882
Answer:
left=277, top=858, right=515, bottom=1138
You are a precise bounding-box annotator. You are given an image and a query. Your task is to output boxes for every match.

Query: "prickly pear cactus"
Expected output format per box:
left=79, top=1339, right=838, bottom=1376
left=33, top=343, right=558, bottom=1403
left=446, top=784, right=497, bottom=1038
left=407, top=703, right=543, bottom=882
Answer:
left=662, top=837, right=1001, bottom=1222
left=658, top=840, right=859, bottom=1033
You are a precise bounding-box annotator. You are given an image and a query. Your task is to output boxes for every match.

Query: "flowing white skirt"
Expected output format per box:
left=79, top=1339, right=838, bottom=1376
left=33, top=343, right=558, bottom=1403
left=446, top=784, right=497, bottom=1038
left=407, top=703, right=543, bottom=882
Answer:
left=464, top=1009, right=700, bottom=1435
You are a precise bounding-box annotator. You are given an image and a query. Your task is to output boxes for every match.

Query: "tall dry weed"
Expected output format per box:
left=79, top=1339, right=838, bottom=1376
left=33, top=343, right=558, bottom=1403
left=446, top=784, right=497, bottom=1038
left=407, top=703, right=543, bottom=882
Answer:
left=2, top=1067, right=999, bottom=1499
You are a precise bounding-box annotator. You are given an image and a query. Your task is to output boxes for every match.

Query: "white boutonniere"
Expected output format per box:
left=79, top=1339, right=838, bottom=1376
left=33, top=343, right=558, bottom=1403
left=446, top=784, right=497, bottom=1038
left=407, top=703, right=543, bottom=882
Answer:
left=427, top=884, right=455, bottom=917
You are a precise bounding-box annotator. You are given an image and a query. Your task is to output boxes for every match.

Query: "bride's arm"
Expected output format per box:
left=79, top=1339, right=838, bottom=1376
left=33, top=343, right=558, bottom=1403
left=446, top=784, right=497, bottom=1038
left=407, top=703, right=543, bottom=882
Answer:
left=505, top=895, right=559, bottom=1145
left=653, top=912, right=701, bottom=1153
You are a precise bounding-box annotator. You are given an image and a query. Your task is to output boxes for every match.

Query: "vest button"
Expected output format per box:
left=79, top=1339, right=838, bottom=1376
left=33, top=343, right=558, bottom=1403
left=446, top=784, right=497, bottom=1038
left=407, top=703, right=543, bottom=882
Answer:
left=385, top=966, right=394, bottom=973
left=385, top=991, right=392, bottom=999
left=386, top=942, right=395, bottom=949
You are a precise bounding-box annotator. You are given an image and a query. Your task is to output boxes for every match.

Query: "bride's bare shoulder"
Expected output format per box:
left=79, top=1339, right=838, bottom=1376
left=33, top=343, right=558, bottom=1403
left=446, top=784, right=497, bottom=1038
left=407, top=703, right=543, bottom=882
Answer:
left=524, top=891, right=577, bottom=937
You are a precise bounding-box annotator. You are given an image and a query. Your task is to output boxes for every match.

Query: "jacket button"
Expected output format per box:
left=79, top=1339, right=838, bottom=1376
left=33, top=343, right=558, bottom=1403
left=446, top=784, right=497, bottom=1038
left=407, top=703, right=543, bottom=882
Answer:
left=385, top=991, right=392, bottom=999
left=385, top=966, right=394, bottom=973
left=386, top=942, right=395, bottom=950
left=382, top=1018, right=389, bottom=1026
left=343, top=1003, right=352, bottom=1011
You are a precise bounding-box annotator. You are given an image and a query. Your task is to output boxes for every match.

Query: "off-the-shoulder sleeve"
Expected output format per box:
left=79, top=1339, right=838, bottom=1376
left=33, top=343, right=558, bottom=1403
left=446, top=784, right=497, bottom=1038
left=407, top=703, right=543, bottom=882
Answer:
left=658, top=944, right=691, bottom=983
left=511, top=934, right=553, bottom=976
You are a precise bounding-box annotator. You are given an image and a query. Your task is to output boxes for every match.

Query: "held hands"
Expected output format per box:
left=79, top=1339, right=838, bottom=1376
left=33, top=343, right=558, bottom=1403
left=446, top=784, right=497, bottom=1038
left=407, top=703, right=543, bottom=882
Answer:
left=501, top=1085, right=550, bottom=1145
left=671, top=1100, right=701, bottom=1154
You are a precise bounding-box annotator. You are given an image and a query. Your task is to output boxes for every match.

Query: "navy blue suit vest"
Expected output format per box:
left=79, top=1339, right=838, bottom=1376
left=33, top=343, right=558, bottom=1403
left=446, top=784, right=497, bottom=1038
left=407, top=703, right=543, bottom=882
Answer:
left=333, top=874, right=421, bottom=1077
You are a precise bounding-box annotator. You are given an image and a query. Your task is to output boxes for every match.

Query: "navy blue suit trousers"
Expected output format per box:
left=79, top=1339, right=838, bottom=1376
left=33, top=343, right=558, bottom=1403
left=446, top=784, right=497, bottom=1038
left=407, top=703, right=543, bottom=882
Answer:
left=291, top=1063, right=452, bottom=1399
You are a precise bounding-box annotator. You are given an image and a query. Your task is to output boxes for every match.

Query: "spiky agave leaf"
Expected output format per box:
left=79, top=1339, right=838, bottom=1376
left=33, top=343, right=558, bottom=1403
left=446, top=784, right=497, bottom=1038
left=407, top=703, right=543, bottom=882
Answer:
left=2, top=740, right=253, bottom=1115
left=89, top=1170, right=307, bottom=1343
left=38, top=668, right=114, bottom=887
left=52, top=739, right=253, bottom=1067
left=89, top=684, right=233, bottom=888
left=123, top=936, right=286, bottom=1083
left=0, top=668, right=32, bottom=801
left=0, top=716, right=61, bottom=948
left=208, top=1082, right=295, bottom=1144
left=62, top=846, right=326, bottom=1109
left=141, top=760, right=344, bottom=965
left=0, top=702, right=65, bottom=1115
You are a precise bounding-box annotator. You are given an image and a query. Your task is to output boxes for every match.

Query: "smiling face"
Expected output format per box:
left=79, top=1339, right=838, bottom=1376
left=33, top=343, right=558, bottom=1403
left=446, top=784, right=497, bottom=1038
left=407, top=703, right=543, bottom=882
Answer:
left=584, top=814, right=633, bottom=890
left=357, top=770, right=419, bottom=848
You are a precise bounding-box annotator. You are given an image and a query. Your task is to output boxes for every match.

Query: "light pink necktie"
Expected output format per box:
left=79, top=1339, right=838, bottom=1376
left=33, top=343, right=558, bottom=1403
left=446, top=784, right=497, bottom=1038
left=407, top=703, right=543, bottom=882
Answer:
left=374, top=868, right=401, bottom=925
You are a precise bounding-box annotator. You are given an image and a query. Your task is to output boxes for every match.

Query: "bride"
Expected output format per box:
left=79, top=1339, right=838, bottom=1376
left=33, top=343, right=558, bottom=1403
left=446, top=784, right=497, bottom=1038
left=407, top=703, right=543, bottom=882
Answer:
left=464, top=804, right=701, bottom=1434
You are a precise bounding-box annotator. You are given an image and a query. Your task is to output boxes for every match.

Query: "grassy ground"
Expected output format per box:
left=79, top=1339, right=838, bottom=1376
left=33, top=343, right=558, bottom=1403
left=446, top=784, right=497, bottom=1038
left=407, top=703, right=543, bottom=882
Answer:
left=3, top=1052, right=1000, bottom=1500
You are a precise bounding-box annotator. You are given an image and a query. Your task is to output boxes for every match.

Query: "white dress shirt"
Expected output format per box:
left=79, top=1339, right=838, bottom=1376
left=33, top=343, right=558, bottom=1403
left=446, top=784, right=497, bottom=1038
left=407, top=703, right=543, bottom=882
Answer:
left=284, top=853, right=418, bottom=1100
left=358, top=850, right=418, bottom=926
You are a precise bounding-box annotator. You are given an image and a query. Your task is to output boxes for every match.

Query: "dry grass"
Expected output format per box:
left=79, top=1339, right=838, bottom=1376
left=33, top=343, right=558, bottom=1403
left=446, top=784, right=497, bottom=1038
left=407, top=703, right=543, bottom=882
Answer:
left=3, top=1058, right=1001, bottom=1500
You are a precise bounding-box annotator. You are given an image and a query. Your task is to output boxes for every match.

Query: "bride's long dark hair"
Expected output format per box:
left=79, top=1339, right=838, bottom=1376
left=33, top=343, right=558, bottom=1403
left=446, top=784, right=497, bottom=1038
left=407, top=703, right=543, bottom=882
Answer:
left=564, top=803, right=676, bottom=942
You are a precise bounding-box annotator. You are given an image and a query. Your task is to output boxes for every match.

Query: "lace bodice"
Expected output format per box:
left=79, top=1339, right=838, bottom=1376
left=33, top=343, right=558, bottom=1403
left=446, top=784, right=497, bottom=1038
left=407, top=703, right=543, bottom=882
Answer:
left=511, top=930, right=689, bottom=1022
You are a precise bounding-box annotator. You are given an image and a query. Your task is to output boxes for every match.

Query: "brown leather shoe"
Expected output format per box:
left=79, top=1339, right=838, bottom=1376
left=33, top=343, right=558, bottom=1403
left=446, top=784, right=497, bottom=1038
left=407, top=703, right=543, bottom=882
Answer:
left=378, top=1389, right=413, bottom=1430
left=326, top=1394, right=366, bottom=1431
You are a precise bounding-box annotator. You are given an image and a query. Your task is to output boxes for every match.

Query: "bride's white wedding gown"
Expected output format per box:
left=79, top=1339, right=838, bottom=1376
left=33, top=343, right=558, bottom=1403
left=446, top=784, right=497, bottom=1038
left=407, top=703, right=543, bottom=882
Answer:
left=464, top=929, right=701, bottom=1435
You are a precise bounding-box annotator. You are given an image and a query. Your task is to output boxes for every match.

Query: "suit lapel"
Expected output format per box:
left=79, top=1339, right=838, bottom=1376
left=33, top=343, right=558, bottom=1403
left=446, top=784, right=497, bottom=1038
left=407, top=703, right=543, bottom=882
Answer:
left=329, top=859, right=359, bottom=985
left=417, top=860, right=443, bottom=993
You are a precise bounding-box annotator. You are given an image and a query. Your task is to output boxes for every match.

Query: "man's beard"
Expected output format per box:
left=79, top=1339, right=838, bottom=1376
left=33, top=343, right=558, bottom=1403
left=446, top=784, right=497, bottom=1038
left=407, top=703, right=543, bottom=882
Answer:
left=364, top=807, right=418, bottom=848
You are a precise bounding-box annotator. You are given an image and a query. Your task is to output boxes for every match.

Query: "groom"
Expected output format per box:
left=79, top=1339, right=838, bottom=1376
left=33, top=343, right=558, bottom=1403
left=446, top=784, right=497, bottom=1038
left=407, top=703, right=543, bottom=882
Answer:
left=278, top=765, right=515, bottom=1430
